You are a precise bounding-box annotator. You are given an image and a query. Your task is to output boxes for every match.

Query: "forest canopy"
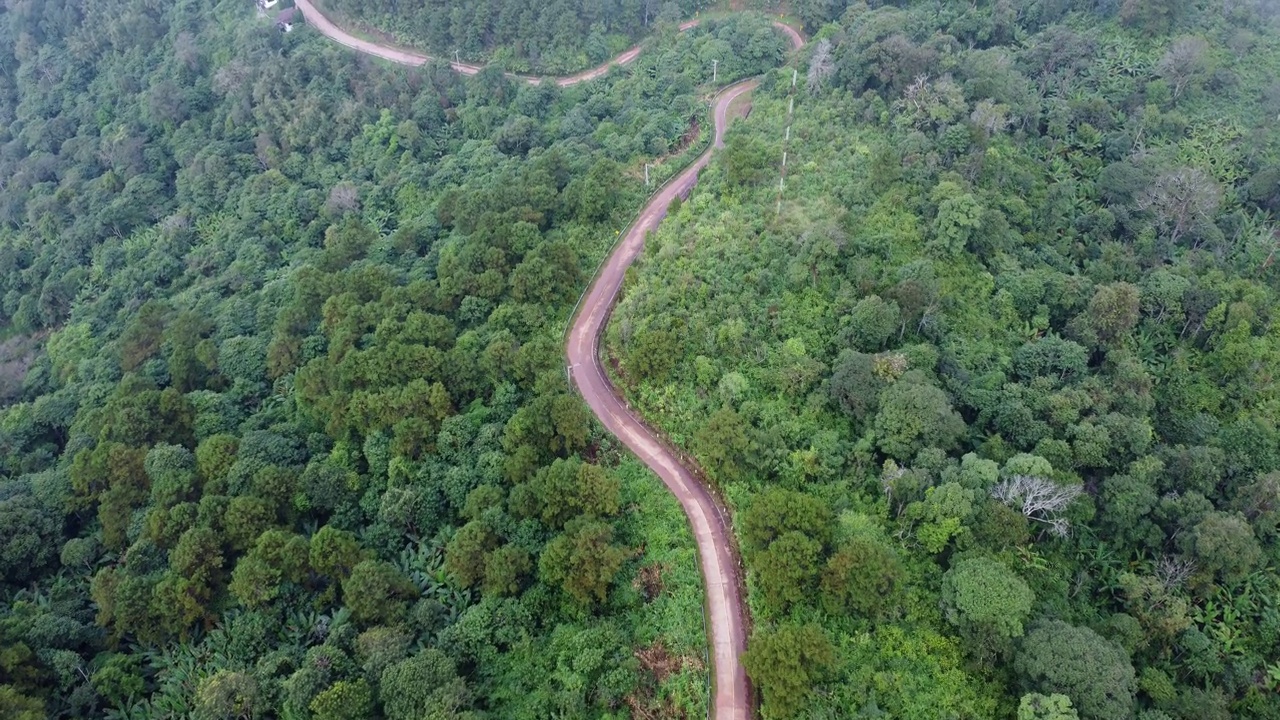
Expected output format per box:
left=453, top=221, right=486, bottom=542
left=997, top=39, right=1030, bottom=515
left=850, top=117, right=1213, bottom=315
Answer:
left=0, top=0, right=787, bottom=716
left=607, top=0, right=1280, bottom=717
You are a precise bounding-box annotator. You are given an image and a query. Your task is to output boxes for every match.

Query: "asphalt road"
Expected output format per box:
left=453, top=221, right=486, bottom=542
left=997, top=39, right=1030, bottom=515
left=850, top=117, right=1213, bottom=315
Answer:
left=290, top=4, right=806, bottom=716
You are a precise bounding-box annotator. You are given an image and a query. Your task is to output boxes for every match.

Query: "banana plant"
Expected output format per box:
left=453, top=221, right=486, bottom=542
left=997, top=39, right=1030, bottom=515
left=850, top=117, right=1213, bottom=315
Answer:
left=1265, top=661, right=1280, bottom=691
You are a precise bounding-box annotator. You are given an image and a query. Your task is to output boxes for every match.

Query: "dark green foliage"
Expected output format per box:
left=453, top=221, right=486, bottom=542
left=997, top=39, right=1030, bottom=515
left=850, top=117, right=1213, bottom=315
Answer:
left=1017, top=621, right=1136, bottom=720
left=538, top=519, right=628, bottom=607
left=874, top=379, right=966, bottom=460
left=819, top=535, right=902, bottom=617
left=0, top=0, right=753, bottom=686
left=742, top=623, right=835, bottom=719
left=379, top=649, right=473, bottom=720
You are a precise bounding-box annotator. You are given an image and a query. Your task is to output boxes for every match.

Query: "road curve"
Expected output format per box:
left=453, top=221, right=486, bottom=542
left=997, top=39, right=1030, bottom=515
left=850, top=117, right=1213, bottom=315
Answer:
left=294, top=0, right=803, bottom=88
left=294, top=0, right=698, bottom=86
left=567, top=79, right=759, bottom=720
left=290, top=4, right=806, bottom=717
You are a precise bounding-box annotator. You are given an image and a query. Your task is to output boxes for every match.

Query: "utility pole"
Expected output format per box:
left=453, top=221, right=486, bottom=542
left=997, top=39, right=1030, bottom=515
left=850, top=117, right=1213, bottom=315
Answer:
left=792, top=69, right=797, bottom=88
left=644, top=163, right=651, bottom=187
left=454, top=49, right=460, bottom=66
left=712, top=59, right=718, bottom=83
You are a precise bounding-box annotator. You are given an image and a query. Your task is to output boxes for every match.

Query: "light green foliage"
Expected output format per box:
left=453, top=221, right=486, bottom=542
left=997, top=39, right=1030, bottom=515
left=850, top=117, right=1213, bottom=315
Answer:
left=309, top=679, right=374, bottom=720
left=194, top=671, right=262, bottom=720
left=931, top=181, right=984, bottom=257
left=908, top=482, right=977, bottom=552
left=599, top=0, right=1280, bottom=717
left=5, top=680, right=64, bottom=718
left=1019, top=693, right=1080, bottom=720
left=942, top=556, right=1034, bottom=638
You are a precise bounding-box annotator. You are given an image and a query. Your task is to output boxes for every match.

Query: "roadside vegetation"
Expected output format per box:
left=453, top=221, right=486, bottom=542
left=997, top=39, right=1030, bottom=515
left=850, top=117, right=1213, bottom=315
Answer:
left=608, top=0, right=1280, bottom=717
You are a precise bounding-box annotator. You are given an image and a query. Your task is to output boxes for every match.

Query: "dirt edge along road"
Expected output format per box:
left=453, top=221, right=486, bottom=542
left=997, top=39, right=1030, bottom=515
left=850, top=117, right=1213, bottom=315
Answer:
left=291, top=3, right=806, bottom=717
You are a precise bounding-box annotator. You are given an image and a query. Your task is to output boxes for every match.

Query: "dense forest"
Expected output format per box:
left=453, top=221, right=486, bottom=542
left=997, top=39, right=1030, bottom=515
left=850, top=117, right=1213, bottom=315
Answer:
left=317, top=0, right=714, bottom=73
left=0, top=0, right=791, bottom=716
left=608, top=0, right=1280, bottom=718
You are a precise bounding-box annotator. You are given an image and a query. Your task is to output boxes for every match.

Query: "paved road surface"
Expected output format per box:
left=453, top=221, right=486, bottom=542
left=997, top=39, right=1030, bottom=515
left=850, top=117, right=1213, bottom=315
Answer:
left=289, top=4, right=806, bottom=717
left=567, top=78, right=760, bottom=719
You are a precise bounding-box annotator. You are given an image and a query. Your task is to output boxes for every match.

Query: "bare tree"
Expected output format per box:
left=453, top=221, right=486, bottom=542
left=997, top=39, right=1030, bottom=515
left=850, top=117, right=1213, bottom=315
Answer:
left=970, top=99, right=1010, bottom=138
left=1136, top=167, right=1222, bottom=249
left=807, top=39, right=834, bottom=95
left=901, top=74, right=931, bottom=116
left=1156, top=36, right=1210, bottom=102
left=1153, top=555, right=1196, bottom=591
left=326, top=182, right=360, bottom=216
left=990, top=475, right=1083, bottom=537
left=213, top=59, right=250, bottom=96
left=895, top=74, right=965, bottom=129
left=174, top=31, right=200, bottom=72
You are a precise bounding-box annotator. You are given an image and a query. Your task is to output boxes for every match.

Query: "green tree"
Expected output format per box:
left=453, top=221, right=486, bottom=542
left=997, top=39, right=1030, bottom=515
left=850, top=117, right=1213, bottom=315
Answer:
left=194, top=671, right=262, bottom=720
left=445, top=521, right=497, bottom=588
left=311, top=525, right=365, bottom=581
left=0, top=686, right=44, bottom=720
left=829, top=351, right=884, bottom=422
left=483, top=545, right=532, bottom=597
left=694, top=407, right=752, bottom=485
left=1185, top=511, right=1262, bottom=583
left=1078, top=283, right=1141, bottom=346
left=755, top=531, right=823, bottom=611
left=538, top=519, right=626, bottom=606
left=873, top=379, right=966, bottom=460
left=723, top=135, right=773, bottom=187
left=342, top=560, right=418, bottom=624
left=742, top=623, right=835, bottom=719
left=379, top=649, right=473, bottom=720
left=942, top=556, right=1035, bottom=639
left=1016, top=621, right=1136, bottom=720
left=1019, top=693, right=1081, bottom=720
left=742, top=488, right=834, bottom=554
left=310, top=679, right=374, bottom=720
left=819, top=535, right=902, bottom=617
left=0, top=493, right=62, bottom=585
left=843, top=295, right=901, bottom=352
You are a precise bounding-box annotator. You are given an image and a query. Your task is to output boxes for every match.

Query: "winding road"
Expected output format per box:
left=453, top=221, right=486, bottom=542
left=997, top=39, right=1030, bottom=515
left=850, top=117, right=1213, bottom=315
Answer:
left=294, top=0, right=701, bottom=86
left=566, top=78, right=761, bottom=719
left=291, top=3, right=804, bottom=717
